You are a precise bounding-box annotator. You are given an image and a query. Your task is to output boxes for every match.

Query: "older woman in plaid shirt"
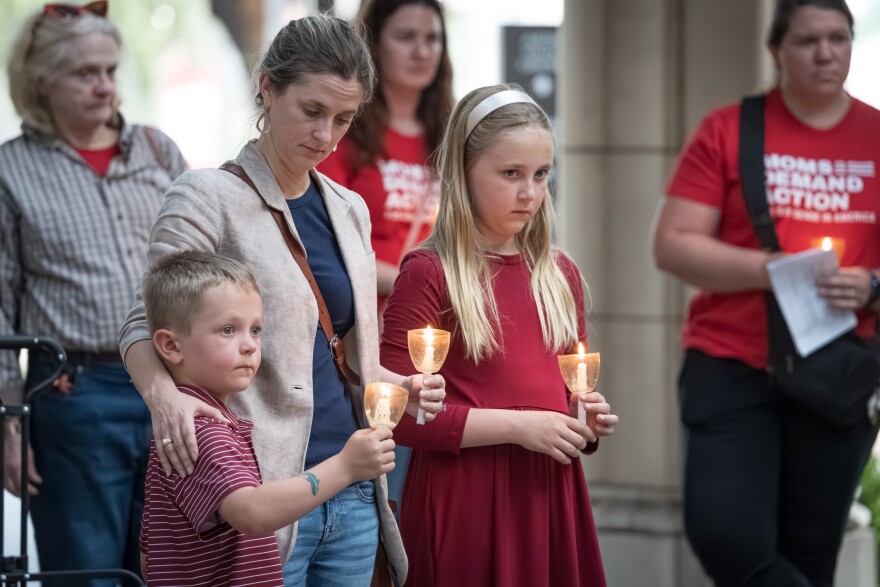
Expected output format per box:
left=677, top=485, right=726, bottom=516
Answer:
left=0, top=3, right=186, bottom=584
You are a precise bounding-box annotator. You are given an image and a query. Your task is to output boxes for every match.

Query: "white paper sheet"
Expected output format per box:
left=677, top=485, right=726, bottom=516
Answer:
left=766, top=248, right=857, bottom=357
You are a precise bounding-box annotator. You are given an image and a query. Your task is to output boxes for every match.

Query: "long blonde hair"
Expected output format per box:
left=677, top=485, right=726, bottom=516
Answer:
left=423, top=84, right=581, bottom=363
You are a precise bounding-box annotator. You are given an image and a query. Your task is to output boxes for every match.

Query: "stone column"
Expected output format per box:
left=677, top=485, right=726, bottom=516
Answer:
left=558, top=1, right=768, bottom=585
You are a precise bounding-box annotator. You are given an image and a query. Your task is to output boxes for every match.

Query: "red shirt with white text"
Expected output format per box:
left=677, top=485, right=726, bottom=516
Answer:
left=666, top=88, right=880, bottom=370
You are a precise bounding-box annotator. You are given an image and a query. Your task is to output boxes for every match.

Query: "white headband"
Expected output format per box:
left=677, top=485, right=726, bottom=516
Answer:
left=464, top=90, right=538, bottom=138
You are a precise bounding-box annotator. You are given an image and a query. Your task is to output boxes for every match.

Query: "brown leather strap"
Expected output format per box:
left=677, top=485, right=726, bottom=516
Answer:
left=219, top=161, right=362, bottom=386
left=370, top=538, right=393, bottom=587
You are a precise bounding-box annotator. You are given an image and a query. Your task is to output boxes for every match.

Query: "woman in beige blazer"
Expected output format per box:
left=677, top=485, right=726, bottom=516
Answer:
left=119, top=15, right=445, bottom=587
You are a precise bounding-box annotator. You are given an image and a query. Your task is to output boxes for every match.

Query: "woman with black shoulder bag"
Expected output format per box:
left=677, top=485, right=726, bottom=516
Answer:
left=653, top=0, right=880, bottom=585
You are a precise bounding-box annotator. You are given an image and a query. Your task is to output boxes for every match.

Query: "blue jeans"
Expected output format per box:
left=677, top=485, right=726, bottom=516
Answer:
left=282, top=480, right=379, bottom=587
left=680, top=350, right=878, bottom=586
left=27, top=353, right=152, bottom=587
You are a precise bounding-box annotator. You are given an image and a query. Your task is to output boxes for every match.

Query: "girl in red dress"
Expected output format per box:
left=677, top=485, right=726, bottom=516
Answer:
left=380, top=84, right=619, bottom=587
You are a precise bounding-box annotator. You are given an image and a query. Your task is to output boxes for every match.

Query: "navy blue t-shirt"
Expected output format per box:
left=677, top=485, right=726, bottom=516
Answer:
left=287, top=179, right=359, bottom=469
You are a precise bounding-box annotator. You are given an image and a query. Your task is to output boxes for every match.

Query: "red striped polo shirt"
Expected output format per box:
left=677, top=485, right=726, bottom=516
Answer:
left=140, top=385, right=284, bottom=586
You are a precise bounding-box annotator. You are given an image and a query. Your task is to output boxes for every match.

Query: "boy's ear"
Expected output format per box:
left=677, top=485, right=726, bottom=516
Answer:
left=152, top=329, right=183, bottom=365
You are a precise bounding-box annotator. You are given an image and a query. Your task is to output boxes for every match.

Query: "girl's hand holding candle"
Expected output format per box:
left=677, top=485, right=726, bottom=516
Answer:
left=557, top=343, right=600, bottom=424
left=571, top=391, right=619, bottom=439
left=407, top=326, right=451, bottom=424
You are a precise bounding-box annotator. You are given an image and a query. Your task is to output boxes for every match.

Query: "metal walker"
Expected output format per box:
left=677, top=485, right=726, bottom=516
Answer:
left=0, top=336, right=143, bottom=586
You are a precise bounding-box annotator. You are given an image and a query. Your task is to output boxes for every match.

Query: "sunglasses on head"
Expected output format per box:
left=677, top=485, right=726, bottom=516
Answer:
left=25, top=1, right=109, bottom=61
left=43, top=1, right=108, bottom=18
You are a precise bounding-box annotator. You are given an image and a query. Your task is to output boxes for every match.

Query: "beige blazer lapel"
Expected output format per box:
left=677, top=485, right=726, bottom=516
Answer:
left=237, top=140, right=310, bottom=256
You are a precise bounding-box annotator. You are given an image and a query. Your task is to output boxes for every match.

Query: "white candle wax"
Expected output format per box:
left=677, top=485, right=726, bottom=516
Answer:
left=376, top=397, right=392, bottom=426
left=417, top=327, right=436, bottom=426
left=576, top=361, right=587, bottom=424
left=577, top=361, right=587, bottom=390
left=423, top=344, right=435, bottom=374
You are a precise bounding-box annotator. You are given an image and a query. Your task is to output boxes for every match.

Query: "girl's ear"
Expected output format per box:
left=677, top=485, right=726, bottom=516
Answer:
left=152, top=329, right=183, bottom=365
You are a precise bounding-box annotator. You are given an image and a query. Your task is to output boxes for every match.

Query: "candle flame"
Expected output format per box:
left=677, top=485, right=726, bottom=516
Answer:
left=425, top=325, right=433, bottom=344
left=578, top=342, right=585, bottom=357
left=821, top=237, right=833, bottom=252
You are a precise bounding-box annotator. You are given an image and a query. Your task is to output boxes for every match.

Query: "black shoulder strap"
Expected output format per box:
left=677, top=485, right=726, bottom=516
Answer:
left=738, top=95, right=780, bottom=252
left=741, top=96, right=795, bottom=366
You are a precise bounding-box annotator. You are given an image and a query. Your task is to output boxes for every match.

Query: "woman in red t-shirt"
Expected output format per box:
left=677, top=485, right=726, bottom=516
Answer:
left=319, top=0, right=453, bottom=318
left=653, top=1, right=880, bottom=584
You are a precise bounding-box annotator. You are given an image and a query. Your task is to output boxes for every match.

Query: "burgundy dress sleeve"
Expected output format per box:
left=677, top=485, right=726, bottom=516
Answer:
left=381, top=250, right=470, bottom=453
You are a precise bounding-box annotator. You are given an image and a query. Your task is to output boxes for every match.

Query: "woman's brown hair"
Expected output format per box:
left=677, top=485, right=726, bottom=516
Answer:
left=346, top=0, right=454, bottom=169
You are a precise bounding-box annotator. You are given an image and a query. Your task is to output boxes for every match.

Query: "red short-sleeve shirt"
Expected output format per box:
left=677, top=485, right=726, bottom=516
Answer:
left=140, top=385, right=284, bottom=587
left=319, top=129, right=439, bottom=268
left=666, top=88, right=880, bottom=369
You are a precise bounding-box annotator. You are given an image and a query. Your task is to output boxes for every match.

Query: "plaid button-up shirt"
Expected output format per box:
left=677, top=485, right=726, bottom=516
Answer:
left=0, top=120, right=186, bottom=391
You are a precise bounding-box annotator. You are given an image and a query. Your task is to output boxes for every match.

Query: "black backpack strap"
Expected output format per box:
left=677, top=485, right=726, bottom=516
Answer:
left=738, top=95, right=781, bottom=252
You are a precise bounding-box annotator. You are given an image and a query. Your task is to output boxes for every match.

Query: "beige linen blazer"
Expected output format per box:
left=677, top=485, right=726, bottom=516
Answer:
left=119, top=140, right=407, bottom=580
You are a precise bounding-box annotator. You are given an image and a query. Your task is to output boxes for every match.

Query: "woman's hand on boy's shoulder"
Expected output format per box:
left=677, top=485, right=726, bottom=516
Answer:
left=147, top=386, right=228, bottom=479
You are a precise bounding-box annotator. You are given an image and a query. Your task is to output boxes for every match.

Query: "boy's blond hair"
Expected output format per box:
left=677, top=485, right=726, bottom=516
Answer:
left=143, top=251, right=260, bottom=335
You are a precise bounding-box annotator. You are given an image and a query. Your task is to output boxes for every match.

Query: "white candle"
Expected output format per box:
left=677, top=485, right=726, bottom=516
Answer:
left=576, top=343, right=587, bottom=389
left=417, top=327, right=435, bottom=425
left=577, top=362, right=587, bottom=390
left=376, top=397, right=391, bottom=426
left=423, top=327, right=435, bottom=373
left=576, top=343, right=587, bottom=424
left=423, top=344, right=435, bottom=374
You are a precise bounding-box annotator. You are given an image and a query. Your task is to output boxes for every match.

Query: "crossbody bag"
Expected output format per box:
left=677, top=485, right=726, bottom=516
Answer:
left=738, top=95, right=880, bottom=429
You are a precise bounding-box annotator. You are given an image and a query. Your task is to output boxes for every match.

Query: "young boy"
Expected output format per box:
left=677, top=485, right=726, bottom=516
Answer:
left=139, top=251, right=395, bottom=586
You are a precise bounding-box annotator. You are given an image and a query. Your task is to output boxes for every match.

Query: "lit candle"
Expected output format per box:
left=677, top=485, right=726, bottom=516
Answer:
left=365, top=382, right=409, bottom=430
left=811, top=236, right=845, bottom=261
left=376, top=396, right=392, bottom=427
left=557, top=346, right=600, bottom=427
left=576, top=343, right=587, bottom=424
left=408, top=325, right=451, bottom=426
left=576, top=343, right=587, bottom=391
left=417, top=326, right=435, bottom=425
